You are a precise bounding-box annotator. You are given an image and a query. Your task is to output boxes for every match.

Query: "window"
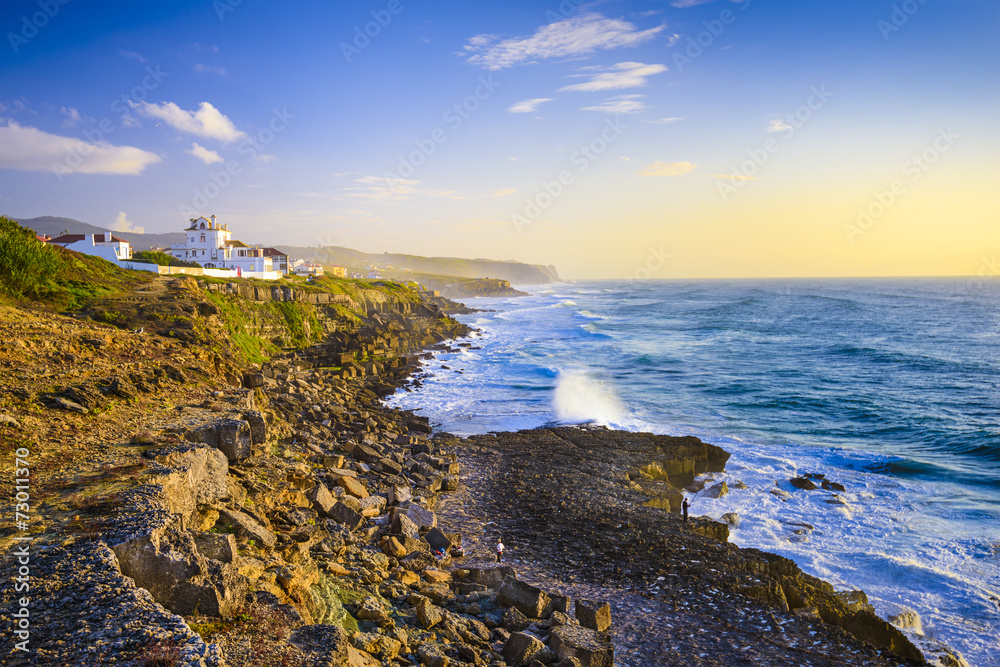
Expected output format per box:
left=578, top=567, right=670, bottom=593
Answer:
left=202, top=250, right=205, bottom=256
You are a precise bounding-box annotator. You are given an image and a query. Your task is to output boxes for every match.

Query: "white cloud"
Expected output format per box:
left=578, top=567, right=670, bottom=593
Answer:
left=508, top=98, right=553, bottom=113
left=60, top=106, right=82, bottom=127
left=636, top=160, right=697, bottom=176
left=463, top=13, right=665, bottom=70
left=767, top=118, right=792, bottom=133
left=342, top=176, right=464, bottom=202
left=560, top=61, right=667, bottom=92
left=132, top=101, right=246, bottom=143
left=0, top=120, right=160, bottom=175
left=646, top=117, right=683, bottom=124
left=186, top=142, right=223, bottom=164
left=193, top=64, right=229, bottom=76
left=490, top=188, right=517, bottom=197
left=582, top=94, right=649, bottom=114
left=665, top=33, right=682, bottom=46
left=110, top=211, right=144, bottom=234
left=119, top=49, right=147, bottom=63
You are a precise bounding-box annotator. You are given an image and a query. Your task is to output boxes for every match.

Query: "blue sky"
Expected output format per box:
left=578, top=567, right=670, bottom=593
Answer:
left=1, top=0, right=997, bottom=279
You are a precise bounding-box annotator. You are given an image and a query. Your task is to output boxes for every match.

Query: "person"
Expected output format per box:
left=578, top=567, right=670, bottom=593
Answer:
left=682, top=497, right=690, bottom=523
left=496, top=538, right=505, bottom=562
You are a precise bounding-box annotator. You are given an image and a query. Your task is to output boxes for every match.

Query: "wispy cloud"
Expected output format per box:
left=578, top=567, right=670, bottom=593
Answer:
left=490, top=188, right=517, bottom=197
left=767, top=119, right=792, bottom=133
left=193, top=63, right=229, bottom=76
left=646, top=117, right=683, bottom=124
left=463, top=13, right=664, bottom=70
left=508, top=98, right=552, bottom=113
left=341, top=176, right=464, bottom=202
left=119, top=49, right=147, bottom=63
left=671, top=0, right=718, bottom=7
left=186, top=142, right=223, bottom=164
left=582, top=94, right=649, bottom=114
left=132, top=101, right=246, bottom=143
left=110, top=211, right=144, bottom=234
left=561, top=61, right=667, bottom=92
left=60, top=106, right=82, bottom=127
left=636, top=160, right=697, bottom=176
left=0, top=120, right=160, bottom=175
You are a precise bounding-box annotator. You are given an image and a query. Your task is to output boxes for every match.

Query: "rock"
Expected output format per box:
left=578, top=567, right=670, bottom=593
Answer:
left=790, top=476, right=819, bottom=491
left=550, top=611, right=578, bottom=627
left=50, top=396, right=88, bottom=413
left=329, top=501, right=366, bottom=531
left=243, top=410, right=267, bottom=445
left=498, top=576, right=551, bottom=619
left=423, top=527, right=454, bottom=552
left=502, top=631, right=547, bottom=666
left=770, top=488, right=792, bottom=501
left=416, top=597, right=444, bottom=629
left=337, top=474, right=370, bottom=499
left=217, top=508, right=276, bottom=551
left=383, top=536, right=408, bottom=558
left=822, top=479, right=847, bottom=492
left=416, top=642, right=450, bottom=667
left=721, top=512, right=741, bottom=527
left=391, top=512, right=421, bottom=540
left=889, top=609, right=924, bottom=635
left=690, top=517, right=730, bottom=543
left=423, top=569, right=451, bottom=585
left=388, top=483, right=412, bottom=505
left=702, top=481, right=729, bottom=498
left=397, top=501, right=436, bottom=529
left=0, top=413, right=21, bottom=428
left=463, top=563, right=516, bottom=589
left=351, top=632, right=402, bottom=660
left=550, top=593, right=572, bottom=614
left=574, top=599, right=611, bottom=632
left=501, top=606, right=530, bottom=632
left=356, top=595, right=392, bottom=626
left=289, top=624, right=376, bottom=666
left=306, top=483, right=336, bottom=516
left=550, top=625, right=613, bottom=667
left=192, top=532, right=238, bottom=563
left=840, top=610, right=925, bottom=663
left=152, top=444, right=231, bottom=520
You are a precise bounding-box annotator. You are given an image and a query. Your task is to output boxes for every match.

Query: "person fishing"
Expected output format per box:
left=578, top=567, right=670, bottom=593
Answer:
left=682, top=497, right=690, bottom=523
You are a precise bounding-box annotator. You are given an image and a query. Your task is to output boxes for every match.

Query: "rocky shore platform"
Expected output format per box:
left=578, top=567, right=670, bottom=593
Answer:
left=0, top=276, right=962, bottom=667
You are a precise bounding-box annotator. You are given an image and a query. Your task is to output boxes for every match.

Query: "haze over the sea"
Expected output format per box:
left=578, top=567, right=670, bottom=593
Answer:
left=1, top=0, right=997, bottom=279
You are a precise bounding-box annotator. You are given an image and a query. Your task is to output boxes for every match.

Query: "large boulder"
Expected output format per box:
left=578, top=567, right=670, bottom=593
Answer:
left=575, top=599, right=611, bottom=632
left=216, top=507, right=276, bottom=551
left=497, top=576, right=551, bottom=619
left=503, top=631, right=547, bottom=666
left=550, top=625, right=613, bottom=667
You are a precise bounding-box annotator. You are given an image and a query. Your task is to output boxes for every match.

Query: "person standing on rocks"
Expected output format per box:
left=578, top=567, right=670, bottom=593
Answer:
left=682, top=497, right=690, bottom=523
left=496, top=538, right=505, bottom=562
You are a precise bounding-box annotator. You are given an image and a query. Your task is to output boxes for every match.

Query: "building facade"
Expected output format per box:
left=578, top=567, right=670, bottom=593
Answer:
left=169, top=215, right=285, bottom=274
left=49, top=233, right=132, bottom=262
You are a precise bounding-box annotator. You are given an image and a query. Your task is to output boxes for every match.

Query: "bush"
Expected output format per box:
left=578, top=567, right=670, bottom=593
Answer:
left=134, top=250, right=201, bottom=268
left=0, top=215, right=66, bottom=299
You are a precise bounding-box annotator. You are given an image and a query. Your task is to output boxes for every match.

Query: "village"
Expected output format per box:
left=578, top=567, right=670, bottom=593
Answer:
left=36, top=215, right=383, bottom=281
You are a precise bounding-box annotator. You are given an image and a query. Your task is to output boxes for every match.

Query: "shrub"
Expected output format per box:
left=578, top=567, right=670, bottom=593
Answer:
left=0, top=216, right=66, bottom=299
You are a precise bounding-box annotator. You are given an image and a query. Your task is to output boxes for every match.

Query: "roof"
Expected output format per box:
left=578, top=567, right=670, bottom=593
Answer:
left=226, top=240, right=249, bottom=248
left=49, top=233, right=128, bottom=245
left=261, top=247, right=287, bottom=257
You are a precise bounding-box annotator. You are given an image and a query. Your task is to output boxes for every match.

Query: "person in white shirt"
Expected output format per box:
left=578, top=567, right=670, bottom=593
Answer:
left=496, top=538, right=505, bottom=562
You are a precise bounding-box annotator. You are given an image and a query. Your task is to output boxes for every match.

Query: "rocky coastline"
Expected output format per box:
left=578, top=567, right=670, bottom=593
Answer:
left=0, top=277, right=966, bottom=667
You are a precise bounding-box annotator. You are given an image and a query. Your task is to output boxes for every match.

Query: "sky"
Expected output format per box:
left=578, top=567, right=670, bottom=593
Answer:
left=0, top=0, right=997, bottom=280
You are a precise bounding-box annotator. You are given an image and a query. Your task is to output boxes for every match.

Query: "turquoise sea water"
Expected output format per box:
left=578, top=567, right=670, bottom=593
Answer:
left=387, top=278, right=1000, bottom=666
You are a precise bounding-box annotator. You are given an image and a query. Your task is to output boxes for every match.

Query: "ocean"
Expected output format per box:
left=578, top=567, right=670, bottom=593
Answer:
left=386, top=278, right=1000, bottom=667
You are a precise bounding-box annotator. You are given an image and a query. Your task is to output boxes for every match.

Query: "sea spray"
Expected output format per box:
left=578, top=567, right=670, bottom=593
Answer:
left=552, top=369, right=623, bottom=426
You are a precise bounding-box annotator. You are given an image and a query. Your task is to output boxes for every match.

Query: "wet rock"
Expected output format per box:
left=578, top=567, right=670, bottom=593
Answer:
left=790, top=476, right=819, bottom=491
left=702, top=481, right=729, bottom=498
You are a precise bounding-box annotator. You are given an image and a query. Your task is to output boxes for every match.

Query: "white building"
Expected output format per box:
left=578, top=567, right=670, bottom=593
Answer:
left=169, top=215, right=285, bottom=274
left=49, top=233, right=132, bottom=262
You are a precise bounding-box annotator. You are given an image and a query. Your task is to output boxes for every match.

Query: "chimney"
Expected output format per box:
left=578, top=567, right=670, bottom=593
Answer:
left=211, top=214, right=217, bottom=228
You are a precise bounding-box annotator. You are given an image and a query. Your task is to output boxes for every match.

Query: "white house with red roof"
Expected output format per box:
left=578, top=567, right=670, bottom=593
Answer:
left=169, top=215, right=285, bottom=276
left=48, top=232, right=133, bottom=263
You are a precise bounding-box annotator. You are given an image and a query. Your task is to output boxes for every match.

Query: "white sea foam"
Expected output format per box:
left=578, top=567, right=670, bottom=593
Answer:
left=552, top=369, right=624, bottom=426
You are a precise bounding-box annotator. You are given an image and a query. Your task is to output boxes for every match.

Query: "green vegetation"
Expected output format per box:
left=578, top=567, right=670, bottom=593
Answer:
left=133, top=249, right=200, bottom=268
left=0, top=215, right=152, bottom=309
left=0, top=215, right=67, bottom=300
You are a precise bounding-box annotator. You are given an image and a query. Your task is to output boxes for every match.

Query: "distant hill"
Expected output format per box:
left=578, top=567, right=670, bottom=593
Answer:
left=278, top=245, right=560, bottom=285
left=14, top=216, right=184, bottom=251
left=13, top=216, right=560, bottom=284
